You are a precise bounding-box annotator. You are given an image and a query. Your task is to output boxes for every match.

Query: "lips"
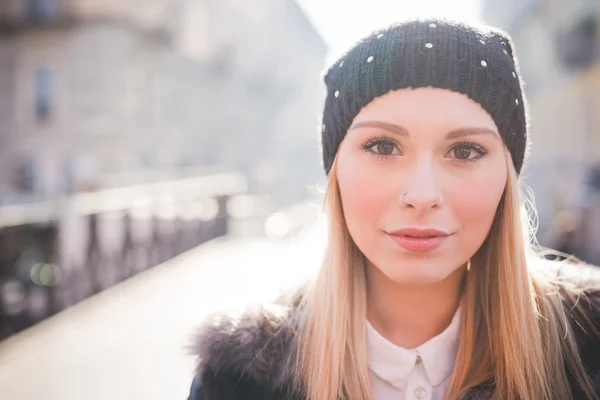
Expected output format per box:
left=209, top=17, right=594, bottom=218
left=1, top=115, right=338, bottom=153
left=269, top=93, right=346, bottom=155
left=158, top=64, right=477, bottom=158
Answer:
left=387, top=228, right=451, bottom=252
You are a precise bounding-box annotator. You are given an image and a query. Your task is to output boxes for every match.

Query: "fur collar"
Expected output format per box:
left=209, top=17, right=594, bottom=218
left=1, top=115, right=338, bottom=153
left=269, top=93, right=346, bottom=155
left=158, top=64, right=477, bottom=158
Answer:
left=192, top=301, right=303, bottom=399
left=191, top=262, right=600, bottom=399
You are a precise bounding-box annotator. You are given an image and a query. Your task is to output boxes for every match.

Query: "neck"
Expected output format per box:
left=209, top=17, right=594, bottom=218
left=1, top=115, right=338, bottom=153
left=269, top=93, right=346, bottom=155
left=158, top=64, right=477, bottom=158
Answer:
left=366, top=265, right=464, bottom=349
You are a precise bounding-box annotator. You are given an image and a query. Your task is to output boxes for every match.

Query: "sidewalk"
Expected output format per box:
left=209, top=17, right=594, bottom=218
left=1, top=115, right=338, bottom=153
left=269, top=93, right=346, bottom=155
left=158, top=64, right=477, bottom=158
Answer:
left=0, top=213, right=325, bottom=400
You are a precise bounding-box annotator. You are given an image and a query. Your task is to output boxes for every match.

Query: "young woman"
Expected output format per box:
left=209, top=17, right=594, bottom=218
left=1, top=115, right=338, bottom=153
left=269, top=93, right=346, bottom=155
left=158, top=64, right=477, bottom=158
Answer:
left=188, top=19, right=600, bottom=400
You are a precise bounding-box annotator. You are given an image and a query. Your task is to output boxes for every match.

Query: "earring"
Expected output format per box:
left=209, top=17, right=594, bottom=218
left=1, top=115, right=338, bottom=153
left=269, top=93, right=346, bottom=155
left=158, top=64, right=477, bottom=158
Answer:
left=466, top=259, right=471, bottom=271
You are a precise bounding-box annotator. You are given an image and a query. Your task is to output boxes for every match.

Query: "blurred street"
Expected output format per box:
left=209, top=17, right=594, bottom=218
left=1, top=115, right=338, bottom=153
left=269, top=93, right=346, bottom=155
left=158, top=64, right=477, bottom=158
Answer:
left=0, top=216, right=325, bottom=400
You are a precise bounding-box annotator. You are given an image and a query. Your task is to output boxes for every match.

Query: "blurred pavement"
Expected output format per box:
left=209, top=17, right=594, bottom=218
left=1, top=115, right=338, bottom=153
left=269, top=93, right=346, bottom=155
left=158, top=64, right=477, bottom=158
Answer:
left=0, top=211, right=325, bottom=400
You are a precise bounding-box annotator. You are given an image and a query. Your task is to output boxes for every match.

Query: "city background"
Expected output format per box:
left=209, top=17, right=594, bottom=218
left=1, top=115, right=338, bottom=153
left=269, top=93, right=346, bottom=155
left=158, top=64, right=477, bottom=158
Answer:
left=0, top=0, right=598, bottom=399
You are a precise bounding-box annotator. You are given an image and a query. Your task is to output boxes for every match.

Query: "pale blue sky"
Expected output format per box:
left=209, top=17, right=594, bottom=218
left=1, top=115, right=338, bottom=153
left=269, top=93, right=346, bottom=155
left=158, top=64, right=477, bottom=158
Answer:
left=297, top=0, right=483, bottom=60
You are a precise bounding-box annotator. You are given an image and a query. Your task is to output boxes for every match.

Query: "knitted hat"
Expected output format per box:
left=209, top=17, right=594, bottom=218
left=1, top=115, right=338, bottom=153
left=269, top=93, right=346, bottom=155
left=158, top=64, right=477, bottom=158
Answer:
left=320, top=19, right=529, bottom=175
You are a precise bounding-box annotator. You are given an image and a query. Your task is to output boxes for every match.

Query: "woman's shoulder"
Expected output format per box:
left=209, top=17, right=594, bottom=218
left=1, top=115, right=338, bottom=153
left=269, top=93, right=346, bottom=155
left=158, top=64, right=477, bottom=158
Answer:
left=191, top=301, right=299, bottom=373
left=531, top=256, right=600, bottom=291
left=536, top=259, right=600, bottom=368
left=188, top=285, right=306, bottom=399
left=555, top=261, right=600, bottom=331
left=533, top=258, right=600, bottom=316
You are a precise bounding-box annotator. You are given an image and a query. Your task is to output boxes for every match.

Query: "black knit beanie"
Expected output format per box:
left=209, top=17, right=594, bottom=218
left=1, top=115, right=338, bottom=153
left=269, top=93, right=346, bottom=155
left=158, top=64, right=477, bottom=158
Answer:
left=320, top=19, right=529, bottom=175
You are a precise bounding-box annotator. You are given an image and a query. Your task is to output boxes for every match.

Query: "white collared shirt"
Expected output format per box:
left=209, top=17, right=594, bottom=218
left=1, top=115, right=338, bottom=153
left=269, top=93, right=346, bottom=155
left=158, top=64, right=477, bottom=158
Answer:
left=366, top=308, right=461, bottom=400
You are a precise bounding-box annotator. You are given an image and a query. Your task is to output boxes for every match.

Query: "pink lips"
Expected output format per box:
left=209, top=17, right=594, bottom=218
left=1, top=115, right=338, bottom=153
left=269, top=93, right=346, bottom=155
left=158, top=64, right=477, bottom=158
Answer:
left=387, top=228, right=451, bottom=252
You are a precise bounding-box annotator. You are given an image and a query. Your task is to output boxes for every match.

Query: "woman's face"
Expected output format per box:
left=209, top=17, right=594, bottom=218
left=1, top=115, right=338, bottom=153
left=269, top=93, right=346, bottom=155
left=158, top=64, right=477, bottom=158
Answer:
left=336, top=87, right=508, bottom=285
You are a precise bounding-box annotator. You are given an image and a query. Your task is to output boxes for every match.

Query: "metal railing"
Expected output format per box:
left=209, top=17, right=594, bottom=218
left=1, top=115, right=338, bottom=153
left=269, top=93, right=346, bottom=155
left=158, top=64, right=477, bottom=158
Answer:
left=0, top=171, right=246, bottom=340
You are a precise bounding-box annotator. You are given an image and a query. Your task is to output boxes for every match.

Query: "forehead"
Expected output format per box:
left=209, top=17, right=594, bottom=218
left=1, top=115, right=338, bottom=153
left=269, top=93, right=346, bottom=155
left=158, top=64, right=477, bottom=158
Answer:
left=351, top=87, right=499, bottom=134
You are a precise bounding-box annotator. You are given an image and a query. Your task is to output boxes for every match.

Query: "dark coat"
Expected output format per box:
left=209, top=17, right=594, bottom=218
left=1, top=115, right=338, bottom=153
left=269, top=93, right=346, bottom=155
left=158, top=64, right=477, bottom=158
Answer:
left=188, top=263, right=600, bottom=399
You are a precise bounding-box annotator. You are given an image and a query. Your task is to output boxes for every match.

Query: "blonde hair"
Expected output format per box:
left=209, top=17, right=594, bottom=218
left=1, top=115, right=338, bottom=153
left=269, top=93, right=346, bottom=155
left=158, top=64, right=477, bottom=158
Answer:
left=296, top=150, right=599, bottom=400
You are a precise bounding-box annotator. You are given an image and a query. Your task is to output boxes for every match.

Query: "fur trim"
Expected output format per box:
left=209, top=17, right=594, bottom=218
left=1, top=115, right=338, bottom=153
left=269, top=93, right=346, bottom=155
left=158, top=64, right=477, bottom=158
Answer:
left=190, top=261, right=600, bottom=399
left=193, top=303, right=299, bottom=387
left=191, top=286, right=306, bottom=399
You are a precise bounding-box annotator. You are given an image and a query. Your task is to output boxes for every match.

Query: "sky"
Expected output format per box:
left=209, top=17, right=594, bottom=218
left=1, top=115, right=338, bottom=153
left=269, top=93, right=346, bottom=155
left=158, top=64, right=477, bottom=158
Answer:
left=297, top=0, right=483, bottom=61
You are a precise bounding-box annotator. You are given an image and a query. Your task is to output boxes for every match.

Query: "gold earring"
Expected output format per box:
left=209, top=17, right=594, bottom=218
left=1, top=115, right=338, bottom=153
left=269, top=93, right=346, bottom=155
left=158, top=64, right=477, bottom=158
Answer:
left=466, top=259, right=472, bottom=271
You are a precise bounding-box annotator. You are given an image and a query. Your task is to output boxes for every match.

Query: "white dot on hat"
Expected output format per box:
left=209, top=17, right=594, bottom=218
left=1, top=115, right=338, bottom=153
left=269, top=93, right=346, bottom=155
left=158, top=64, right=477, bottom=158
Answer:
left=429, top=23, right=437, bottom=28
left=334, top=90, right=340, bottom=98
left=479, top=39, right=486, bottom=45
left=512, top=71, right=517, bottom=78
left=339, top=60, right=344, bottom=67
left=481, top=60, right=488, bottom=67
left=367, top=56, right=374, bottom=63
left=377, top=34, right=384, bottom=39
left=515, top=98, right=519, bottom=105
left=425, top=42, right=433, bottom=49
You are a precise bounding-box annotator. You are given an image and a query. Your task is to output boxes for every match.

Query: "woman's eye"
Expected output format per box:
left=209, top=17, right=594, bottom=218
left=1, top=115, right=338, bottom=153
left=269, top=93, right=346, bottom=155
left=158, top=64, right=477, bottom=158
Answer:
left=447, top=142, right=487, bottom=162
left=362, top=138, right=400, bottom=157
left=375, top=142, right=396, bottom=155
left=452, top=147, right=475, bottom=160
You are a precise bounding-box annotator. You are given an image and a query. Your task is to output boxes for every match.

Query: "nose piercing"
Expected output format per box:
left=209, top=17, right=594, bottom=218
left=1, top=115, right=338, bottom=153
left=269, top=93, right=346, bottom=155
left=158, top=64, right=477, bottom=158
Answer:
left=401, top=192, right=408, bottom=206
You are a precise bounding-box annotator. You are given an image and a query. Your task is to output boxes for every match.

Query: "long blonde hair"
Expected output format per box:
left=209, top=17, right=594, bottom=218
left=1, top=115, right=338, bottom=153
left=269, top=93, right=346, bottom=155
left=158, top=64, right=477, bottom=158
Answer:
left=296, top=150, right=599, bottom=400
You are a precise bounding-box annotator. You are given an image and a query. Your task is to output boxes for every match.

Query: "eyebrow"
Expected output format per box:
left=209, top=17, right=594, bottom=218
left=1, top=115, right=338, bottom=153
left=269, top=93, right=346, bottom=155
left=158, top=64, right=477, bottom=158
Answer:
left=349, top=120, right=499, bottom=140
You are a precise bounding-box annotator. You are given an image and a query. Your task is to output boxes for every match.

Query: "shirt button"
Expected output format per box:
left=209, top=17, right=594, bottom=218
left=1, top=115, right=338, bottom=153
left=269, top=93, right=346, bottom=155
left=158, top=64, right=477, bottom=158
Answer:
left=414, top=387, right=427, bottom=399
left=416, top=355, right=422, bottom=364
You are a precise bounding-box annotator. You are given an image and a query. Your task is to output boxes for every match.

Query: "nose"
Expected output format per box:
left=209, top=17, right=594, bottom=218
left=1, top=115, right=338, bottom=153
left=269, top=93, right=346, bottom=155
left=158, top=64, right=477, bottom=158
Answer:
left=399, top=158, right=444, bottom=211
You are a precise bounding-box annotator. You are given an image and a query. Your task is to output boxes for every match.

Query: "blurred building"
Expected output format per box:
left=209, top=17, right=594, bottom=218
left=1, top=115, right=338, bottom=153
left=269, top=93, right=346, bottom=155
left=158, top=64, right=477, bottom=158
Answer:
left=0, top=0, right=327, bottom=208
left=178, top=0, right=328, bottom=207
left=483, top=0, right=600, bottom=238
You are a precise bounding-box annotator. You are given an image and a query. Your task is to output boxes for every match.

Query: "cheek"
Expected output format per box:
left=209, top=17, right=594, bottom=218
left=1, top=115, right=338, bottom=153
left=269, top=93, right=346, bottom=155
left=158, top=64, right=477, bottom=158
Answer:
left=450, top=171, right=506, bottom=234
left=337, top=156, right=395, bottom=233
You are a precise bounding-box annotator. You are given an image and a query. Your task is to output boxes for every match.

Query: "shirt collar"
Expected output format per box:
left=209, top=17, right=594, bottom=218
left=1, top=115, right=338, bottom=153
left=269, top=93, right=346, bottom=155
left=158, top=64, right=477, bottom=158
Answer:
left=366, top=306, right=461, bottom=389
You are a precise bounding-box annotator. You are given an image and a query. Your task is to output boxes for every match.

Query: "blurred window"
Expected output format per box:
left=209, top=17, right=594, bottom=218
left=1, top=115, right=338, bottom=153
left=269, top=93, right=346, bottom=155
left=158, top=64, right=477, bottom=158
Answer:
left=12, top=155, right=36, bottom=193
left=34, top=68, right=52, bottom=121
left=556, top=15, right=598, bottom=70
left=27, top=0, right=58, bottom=21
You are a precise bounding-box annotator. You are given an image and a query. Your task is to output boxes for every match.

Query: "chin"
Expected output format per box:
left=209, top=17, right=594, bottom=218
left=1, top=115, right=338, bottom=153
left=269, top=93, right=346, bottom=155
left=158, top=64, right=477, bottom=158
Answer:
left=382, top=260, right=456, bottom=286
